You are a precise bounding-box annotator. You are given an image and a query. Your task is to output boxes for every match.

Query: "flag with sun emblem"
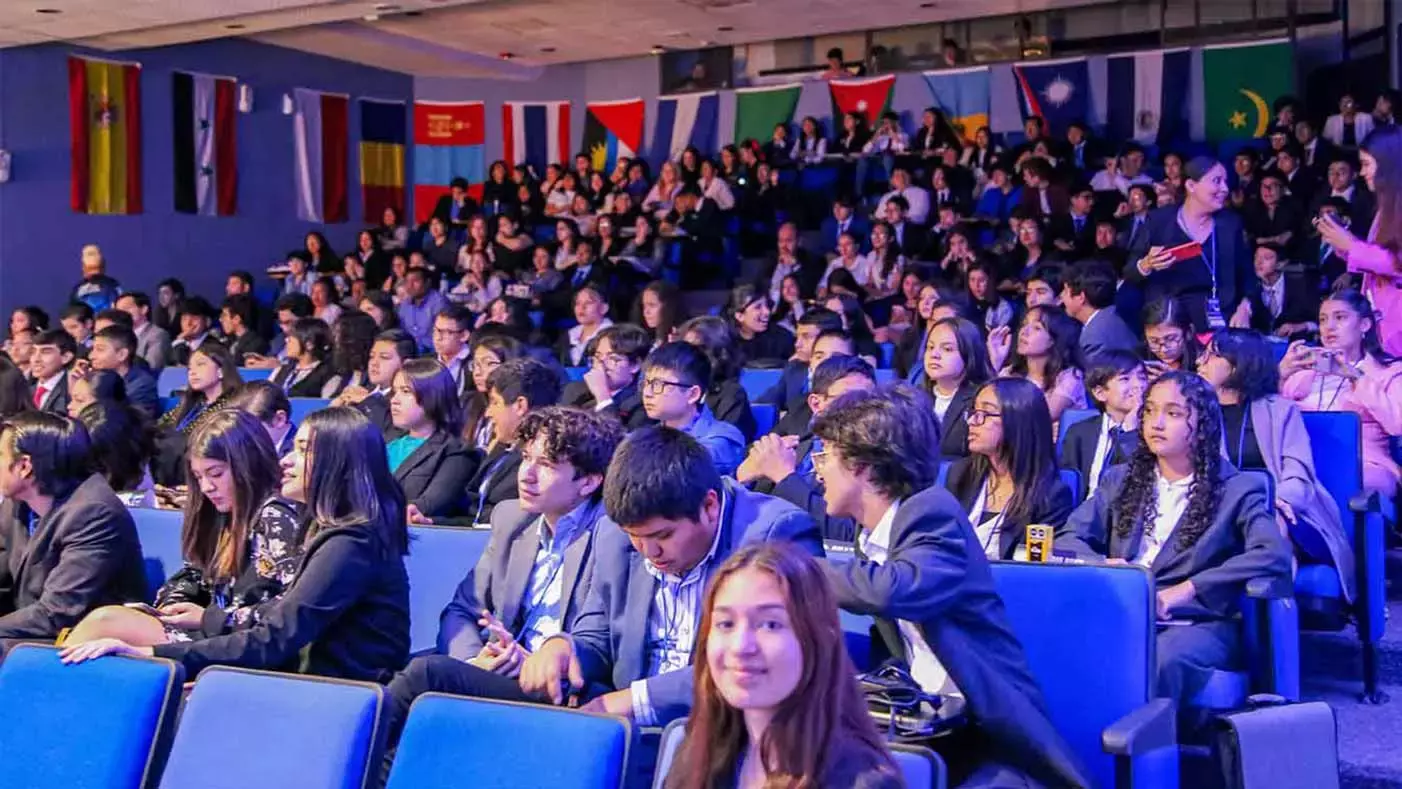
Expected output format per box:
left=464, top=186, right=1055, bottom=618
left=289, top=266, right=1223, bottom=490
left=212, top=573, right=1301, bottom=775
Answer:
left=68, top=56, right=143, bottom=215
left=1012, top=58, right=1090, bottom=136
left=1202, top=39, right=1293, bottom=142
left=581, top=99, right=644, bottom=175
left=829, top=75, right=896, bottom=128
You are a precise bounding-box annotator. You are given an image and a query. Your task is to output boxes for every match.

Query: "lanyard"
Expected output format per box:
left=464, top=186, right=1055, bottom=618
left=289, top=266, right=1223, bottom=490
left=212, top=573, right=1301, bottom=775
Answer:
left=967, top=479, right=1006, bottom=556
left=1177, top=211, right=1219, bottom=300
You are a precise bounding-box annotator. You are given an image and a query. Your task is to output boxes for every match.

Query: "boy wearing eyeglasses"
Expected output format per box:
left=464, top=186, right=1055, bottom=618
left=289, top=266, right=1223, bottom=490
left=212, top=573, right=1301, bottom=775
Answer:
left=639, top=342, right=744, bottom=476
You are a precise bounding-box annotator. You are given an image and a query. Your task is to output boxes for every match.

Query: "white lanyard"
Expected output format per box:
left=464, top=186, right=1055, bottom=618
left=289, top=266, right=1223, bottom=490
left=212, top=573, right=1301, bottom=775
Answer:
left=968, top=480, right=1006, bottom=558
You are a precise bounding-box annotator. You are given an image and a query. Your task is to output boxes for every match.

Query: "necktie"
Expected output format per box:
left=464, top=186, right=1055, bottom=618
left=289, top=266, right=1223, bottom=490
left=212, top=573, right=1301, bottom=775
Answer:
left=33, top=386, right=46, bottom=408
left=1074, top=217, right=1084, bottom=234
left=1264, top=286, right=1279, bottom=317
left=572, top=268, right=586, bottom=288
left=1101, top=427, right=1126, bottom=478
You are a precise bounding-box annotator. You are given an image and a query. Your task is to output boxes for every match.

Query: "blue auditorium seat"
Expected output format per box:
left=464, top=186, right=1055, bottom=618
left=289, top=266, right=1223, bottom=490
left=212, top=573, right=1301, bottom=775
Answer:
left=991, top=562, right=1177, bottom=789
left=156, top=366, right=187, bottom=397
left=1056, top=408, right=1099, bottom=454
left=237, top=367, right=274, bottom=383
left=130, top=506, right=186, bottom=600
left=1297, top=411, right=1386, bottom=701
left=878, top=342, right=895, bottom=369
left=161, top=667, right=386, bottom=789
left=752, top=402, right=777, bottom=436
left=564, top=366, right=586, bottom=382
left=0, top=644, right=184, bottom=789
left=874, top=368, right=896, bottom=384
left=1061, top=468, right=1083, bottom=507
left=404, top=525, right=492, bottom=654
left=288, top=397, right=331, bottom=424
left=387, top=695, right=630, bottom=789
left=738, top=367, right=783, bottom=401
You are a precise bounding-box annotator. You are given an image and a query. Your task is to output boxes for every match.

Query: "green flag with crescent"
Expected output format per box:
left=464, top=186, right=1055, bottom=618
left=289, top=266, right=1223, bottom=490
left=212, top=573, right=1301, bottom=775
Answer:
left=1202, top=40, right=1293, bottom=142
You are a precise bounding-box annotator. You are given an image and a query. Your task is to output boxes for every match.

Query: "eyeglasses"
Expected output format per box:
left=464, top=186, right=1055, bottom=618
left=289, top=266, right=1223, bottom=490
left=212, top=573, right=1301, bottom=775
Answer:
left=1145, top=334, right=1183, bottom=350
left=642, top=377, right=688, bottom=395
left=467, top=357, right=501, bottom=373
left=589, top=353, right=628, bottom=369
left=433, top=327, right=465, bottom=337
left=964, top=409, right=1003, bottom=426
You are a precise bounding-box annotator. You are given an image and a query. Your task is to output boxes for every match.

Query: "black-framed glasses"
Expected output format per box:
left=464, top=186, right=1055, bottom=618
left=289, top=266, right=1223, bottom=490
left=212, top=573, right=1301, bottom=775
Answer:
left=1145, top=334, right=1183, bottom=350
left=589, top=353, right=628, bottom=369
left=964, top=409, right=1003, bottom=426
left=642, top=377, right=688, bottom=395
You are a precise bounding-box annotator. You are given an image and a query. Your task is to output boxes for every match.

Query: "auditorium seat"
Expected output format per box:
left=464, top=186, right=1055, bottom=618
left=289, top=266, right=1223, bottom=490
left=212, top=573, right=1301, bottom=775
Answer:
left=1061, top=468, right=1083, bottom=507
left=0, top=644, right=183, bottom=789
left=1055, top=408, right=1099, bottom=454
left=288, top=397, right=331, bottom=424
left=404, top=524, right=492, bottom=654
left=156, top=367, right=187, bottom=397
left=130, top=506, right=186, bottom=600
left=160, top=667, right=386, bottom=789
left=738, top=368, right=782, bottom=401
left=564, top=366, right=586, bottom=382
left=752, top=402, right=777, bottom=436
left=387, top=695, right=630, bottom=789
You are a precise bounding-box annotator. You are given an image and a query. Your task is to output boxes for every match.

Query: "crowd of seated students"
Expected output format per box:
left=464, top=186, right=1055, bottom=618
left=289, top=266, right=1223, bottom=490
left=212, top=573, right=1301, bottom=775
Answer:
left=1, top=92, right=1400, bottom=788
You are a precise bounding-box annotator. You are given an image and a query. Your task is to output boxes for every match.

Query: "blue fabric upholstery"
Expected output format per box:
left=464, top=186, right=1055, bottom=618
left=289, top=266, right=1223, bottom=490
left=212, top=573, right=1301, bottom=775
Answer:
left=387, top=695, right=630, bottom=789
left=288, top=398, right=331, bottom=424
left=752, top=403, right=777, bottom=437
left=649, top=717, right=689, bottom=789
left=1061, top=468, right=1083, bottom=507
left=404, top=525, right=492, bottom=654
left=874, top=369, right=896, bottom=384
left=239, top=367, right=274, bottom=383
left=989, top=562, right=1176, bottom=789
left=738, top=368, right=783, bottom=401
left=878, top=342, right=895, bottom=369
left=564, top=366, right=586, bottom=382
left=0, top=644, right=183, bottom=789
left=156, top=367, right=187, bottom=397
left=160, top=667, right=385, bottom=789
left=1056, top=408, right=1099, bottom=454
left=890, top=743, right=948, bottom=789
left=130, top=506, right=186, bottom=601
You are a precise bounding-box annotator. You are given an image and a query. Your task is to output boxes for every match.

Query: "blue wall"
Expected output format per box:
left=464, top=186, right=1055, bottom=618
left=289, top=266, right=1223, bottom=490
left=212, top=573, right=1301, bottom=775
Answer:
left=0, top=39, right=413, bottom=317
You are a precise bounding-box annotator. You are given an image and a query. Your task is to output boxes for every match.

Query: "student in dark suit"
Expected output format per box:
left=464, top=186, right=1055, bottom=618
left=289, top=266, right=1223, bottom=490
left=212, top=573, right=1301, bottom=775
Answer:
left=757, top=222, right=825, bottom=303
left=944, top=378, right=1075, bottom=560
left=812, top=387, right=1090, bottom=788
left=219, top=294, right=271, bottom=364
left=1125, top=157, right=1257, bottom=333
left=916, top=317, right=994, bottom=459
left=739, top=355, right=878, bottom=544
left=818, top=197, right=871, bottom=254
left=0, top=412, right=145, bottom=639
left=754, top=309, right=844, bottom=407
left=1055, top=372, right=1292, bottom=704
left=1060, top=260, right=1140, bottom=360
left=63, top=407, right=412, bottom=683
left=269, top=317, right=340, bottom=399
left=465, top=358, right=564, bottom=524
left=385, top=407, right=626, bottom=738
left=1061, top=351, right=1147, bottom=500
left=558, top=324, right=651, bottom=429
left=334, top=329, right=416, bottom=437
left=1241, top=244, right=1320, bottom=340
left=29, top=329, right=75, bottom=416
left=387, top=359, right=479, bottom=523
left=678, top=316, right=759, bottom=442
left=770, top=330, right=854, bottom=437
left=88, top=325, right=159, bottom=419
left=430, top=176, right=480, bottom=230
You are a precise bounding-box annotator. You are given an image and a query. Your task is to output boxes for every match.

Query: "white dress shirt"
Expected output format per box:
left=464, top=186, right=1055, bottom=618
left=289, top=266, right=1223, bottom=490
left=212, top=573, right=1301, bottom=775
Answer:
left=700, top=176, right=735, bottom=211
left=1132, top=473, right=1195, bottom=568
left=877, top=186, right=931, bottom=225
left=1088, top=413, right=1131, bottom=496
left=860, top=500, right=964, bottom=700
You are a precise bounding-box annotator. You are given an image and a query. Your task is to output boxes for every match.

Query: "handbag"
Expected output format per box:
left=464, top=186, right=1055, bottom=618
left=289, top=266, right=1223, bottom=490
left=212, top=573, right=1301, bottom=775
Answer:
left=857, top=662, right=947, bottom=740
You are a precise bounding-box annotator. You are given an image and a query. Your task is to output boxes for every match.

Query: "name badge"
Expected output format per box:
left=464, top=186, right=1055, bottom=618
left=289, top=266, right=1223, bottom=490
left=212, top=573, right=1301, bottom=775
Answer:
left=1204, top=297, right=1227, bottom=330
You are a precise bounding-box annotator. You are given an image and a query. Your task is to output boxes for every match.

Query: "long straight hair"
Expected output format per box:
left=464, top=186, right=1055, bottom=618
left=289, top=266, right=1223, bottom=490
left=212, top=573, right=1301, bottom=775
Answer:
left=666, top=542, right=895, bottom=789
left=1007, top=305, right=1082, bottom=391
left=160, top=342, right=243, bottom=431
left=925, top=317, right=994, bottom=393
left=1361, top=126, right=1402, bottom=255
left=966, top=378, right=1060, bottom=526
left=396, top=358, right=465, bottom=437
left=183, top=410, right=282, bottom=582
left=301, top=407, right=408, bottom=556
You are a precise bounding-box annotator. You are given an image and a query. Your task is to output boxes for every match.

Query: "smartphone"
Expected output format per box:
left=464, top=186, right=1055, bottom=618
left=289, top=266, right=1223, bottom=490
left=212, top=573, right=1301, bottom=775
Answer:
left=123, top=602, right=161, bottom=617
left=1313, top=349, right=1344, bottom=375
left=1164, top=241, right=1203, bottom=262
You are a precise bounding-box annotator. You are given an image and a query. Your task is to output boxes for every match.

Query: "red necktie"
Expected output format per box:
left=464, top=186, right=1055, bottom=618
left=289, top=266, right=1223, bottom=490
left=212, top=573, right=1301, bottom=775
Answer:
left=33, top=386, right=46, bottom=407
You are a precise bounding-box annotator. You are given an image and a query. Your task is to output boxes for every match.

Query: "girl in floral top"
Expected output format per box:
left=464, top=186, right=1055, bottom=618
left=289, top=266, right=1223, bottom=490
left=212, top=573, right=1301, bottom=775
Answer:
left=65, top=409, right=303, bottom=645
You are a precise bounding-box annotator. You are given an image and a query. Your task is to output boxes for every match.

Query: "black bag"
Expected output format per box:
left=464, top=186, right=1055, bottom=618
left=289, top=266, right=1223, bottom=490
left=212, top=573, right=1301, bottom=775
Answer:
left=857, top=662, right=946, bottom=740
left=1214, top=698, right=1339, bottom=789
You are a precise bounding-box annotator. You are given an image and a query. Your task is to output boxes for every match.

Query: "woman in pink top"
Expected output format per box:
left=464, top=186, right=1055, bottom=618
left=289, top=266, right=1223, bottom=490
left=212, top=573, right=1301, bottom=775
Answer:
left=1317, top=126, right=1402, bottom=356
left=1278, top=289, right=1402, bottom=498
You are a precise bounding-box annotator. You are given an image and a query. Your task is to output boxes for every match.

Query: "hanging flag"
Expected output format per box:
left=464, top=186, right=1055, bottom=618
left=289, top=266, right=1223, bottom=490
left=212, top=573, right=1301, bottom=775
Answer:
left=922, top=67, right=990, bottom=144
left=1105, top=49, right=1191, bottom=146
left=172, top=71, right=237, bottom=216
left=733, top=84, right=801, bottom=147
left=412, top=101, right=485, bottom=225
left=1202, top=40, right=1293, bottom=142
left=651, top=92, right=719, bottom=166
left=68, top=56, right=143, bottom=215
left=581, top=98, right=645, bottom=174
left=829, top=75, right=896, bottom=128
left=502, top=101, right=571, bottom=177
left=1012, top=58, right=1091, bottom=135
left=293, top=88, right=349, bottom=223
left=360, top=99, right=407, bottom=223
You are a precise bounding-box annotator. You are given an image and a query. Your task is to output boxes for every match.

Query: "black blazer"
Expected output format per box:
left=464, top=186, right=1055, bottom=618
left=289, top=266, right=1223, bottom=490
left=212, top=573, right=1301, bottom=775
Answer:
left=823, top=486, right=1090, bottom=788
left=708, top=379, right=758, bottom=444
left=155, top=524, right=410, bottom=682
left=0, top=474, right=146, bottom=639
left=353, top=391, right=394, bottom=437
left=390, top=430, right=479, bottom=519
left=772, top=397, right=812, bottom=438
left=1246, top=272, right=1319, bottom=338
left=271, top=361, right=339, bottom=400
left=942, top=458, right=1075, bottom=560
left=1123, top=206, right=1257, bottom=333
left=35, top=374, right=70, bottom=416
left=1055, top=463, right=1293, bottom=619
left=559, top=379, right=651, bottom=430
left=464, top=445, right=522, bottom=523
left=756, top=360, right=807, bottom=407
left=936, top=381, right=979, bottom=460
left=757, top=249, right=825, bottom=301
left=1059, top=414, right=1140, bottom=500
left=227, top=331, right=271, bottom=364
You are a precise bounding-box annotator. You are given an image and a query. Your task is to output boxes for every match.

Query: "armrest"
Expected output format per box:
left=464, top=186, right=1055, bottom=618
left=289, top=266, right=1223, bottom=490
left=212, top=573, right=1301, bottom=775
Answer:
left=1102, top=697, right=1177, bottom=756
left=1349, top=490, right=1380, bottom=514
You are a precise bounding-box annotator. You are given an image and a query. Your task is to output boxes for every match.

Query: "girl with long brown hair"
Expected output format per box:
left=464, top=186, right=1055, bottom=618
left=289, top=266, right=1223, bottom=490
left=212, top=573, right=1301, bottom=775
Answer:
left=665, top=542, right=900, bottom=789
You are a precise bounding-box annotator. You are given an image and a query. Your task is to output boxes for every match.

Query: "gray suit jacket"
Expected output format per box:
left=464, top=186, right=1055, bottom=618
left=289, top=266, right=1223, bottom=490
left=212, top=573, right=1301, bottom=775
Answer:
left=824, top=485, right=1090, bottom=789
left=135, top=323, right=171, bottom=373
left=436, top=498, right=601, bottom=660
left=569, top=477, right=823, bottom=724
left=1055, top=463, right=1293, bottom=619
left=1078, top=306, right=1139, bottom=361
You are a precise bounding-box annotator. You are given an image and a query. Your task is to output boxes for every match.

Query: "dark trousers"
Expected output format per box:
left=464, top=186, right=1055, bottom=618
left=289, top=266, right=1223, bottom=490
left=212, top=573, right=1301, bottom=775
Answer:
left=386, top=654, right=535, bottom=744
left=900, top=727, right=1043, bottom=788
left=1156, top=619, right=1242, bottom=704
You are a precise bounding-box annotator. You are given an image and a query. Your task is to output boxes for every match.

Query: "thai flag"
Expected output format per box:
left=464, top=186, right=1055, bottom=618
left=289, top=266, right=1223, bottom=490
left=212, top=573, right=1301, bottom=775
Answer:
left=502, top=101, right=571, bottom=176
left=649, top=92, right=719, bottom=167
left=1105, top=49, right=1191, bottom=145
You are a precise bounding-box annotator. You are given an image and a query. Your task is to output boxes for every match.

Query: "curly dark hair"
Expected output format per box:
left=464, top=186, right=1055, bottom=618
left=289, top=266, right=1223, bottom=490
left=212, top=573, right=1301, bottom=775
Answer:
left=1113, top=371, right=1222, bottom=551
left=515, top=405, right=626, bottom=482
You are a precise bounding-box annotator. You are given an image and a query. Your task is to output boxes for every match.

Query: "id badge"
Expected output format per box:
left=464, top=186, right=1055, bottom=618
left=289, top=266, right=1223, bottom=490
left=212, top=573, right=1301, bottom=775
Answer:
left=1204, top=297, right=1226, bottom=330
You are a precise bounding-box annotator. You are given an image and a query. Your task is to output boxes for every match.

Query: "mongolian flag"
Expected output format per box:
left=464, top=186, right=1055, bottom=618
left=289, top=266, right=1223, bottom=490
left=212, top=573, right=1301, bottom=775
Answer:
left=172, top=71, right=237, bottom=216
left=413, top=101, right=485, bottom=225
left=359, top=99, right=407, bottom=223
left=69, top=56, right=143, bottom=215
left=829, top=75, right=895, bottom=128
left=582, top=98, right=645, bottom=173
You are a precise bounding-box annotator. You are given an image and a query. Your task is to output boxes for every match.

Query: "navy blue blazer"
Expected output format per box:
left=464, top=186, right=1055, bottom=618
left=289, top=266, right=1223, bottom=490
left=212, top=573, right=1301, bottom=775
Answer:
left=568, top=477, right=823, bottom=724
left=123, top=364, right=161, bottom=419
left=942, top=458, right=1075, bottom=560
left=1055, top=464, right=1292, bottom=620
left=823, top=486, right=1090, bottom=788
left=1078, top=306, right=1140, bottom=361
left=755, top=360, right=806, bottom=407
left=437, top=499, right=600, bottom=660
left=390, top=430, right=480, bottom=520
left=1059, top=415, right=1139, bottom=500
left=1123, top=206, right=1257, bottom=333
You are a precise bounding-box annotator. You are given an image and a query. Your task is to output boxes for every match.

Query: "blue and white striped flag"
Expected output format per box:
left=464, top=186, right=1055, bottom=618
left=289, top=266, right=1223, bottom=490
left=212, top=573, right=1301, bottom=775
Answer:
left=649, top=91, right=719, bottom=167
